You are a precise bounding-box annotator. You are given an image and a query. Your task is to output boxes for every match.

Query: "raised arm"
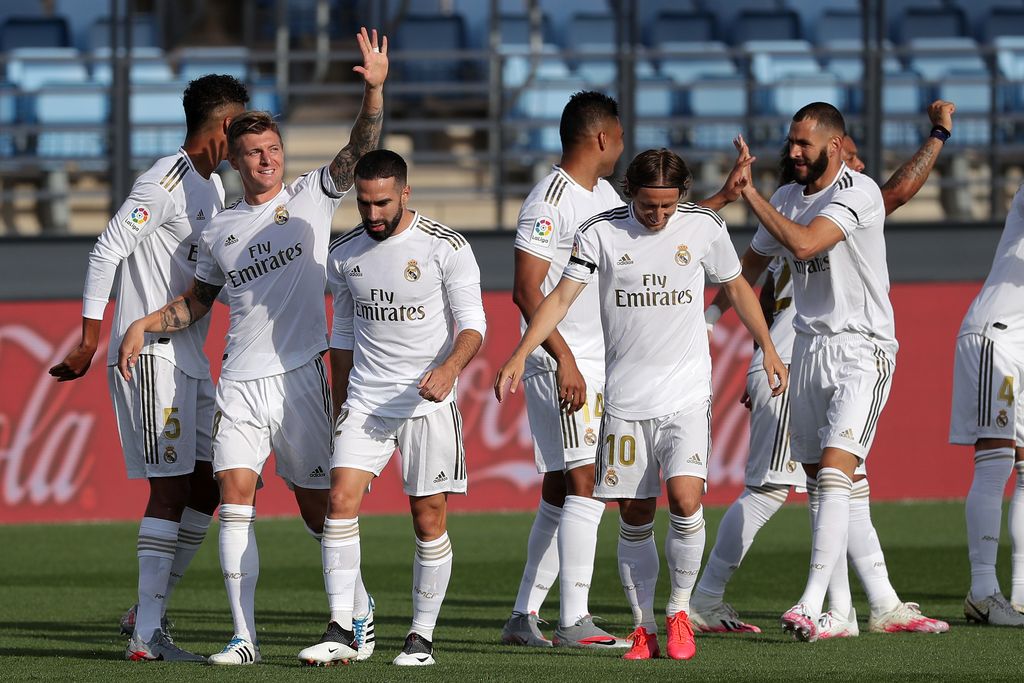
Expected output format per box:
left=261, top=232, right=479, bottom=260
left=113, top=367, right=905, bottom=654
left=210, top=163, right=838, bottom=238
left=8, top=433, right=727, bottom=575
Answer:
left=329, top=27, right=388, bottom=193
left=881, top=100, right=954, bottom=215
left=117, top=278, right=222, bottom=380
left=699, top=145, right=757, bottom=212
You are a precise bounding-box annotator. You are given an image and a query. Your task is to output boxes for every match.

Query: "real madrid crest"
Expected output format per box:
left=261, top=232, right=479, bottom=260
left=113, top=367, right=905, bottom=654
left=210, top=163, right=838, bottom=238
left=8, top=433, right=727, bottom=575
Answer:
left=404, top=259, right=421, bottom=282
left=584, top=428, right=597, bottom=447
left=164, top=446, right=177, bottom=464
left=997, top=410, right=1009, bottom=428
left=604, top=467, right=618, bottom=487
left=274, top=204, right=289, bottom=225
left=787, top=461, right=797, bottom=473
left=675, top=244, right=691, bottom=266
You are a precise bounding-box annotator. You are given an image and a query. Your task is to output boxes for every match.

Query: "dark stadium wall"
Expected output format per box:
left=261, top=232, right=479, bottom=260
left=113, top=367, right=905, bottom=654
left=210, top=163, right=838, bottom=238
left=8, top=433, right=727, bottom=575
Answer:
left=0, top=285, right=1000, bottom=524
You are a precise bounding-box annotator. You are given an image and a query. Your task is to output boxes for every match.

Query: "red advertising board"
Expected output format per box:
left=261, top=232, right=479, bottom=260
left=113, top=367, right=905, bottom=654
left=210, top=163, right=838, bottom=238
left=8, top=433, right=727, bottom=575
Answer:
left=0, top=284, right=981, bottom=524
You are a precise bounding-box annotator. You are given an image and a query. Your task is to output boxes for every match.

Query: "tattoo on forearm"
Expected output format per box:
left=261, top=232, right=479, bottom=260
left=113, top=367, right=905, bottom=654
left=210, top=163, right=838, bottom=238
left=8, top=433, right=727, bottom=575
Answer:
left=882, top=140, right=939, bottom=193
left=330, top=109, right=384, bottom=191
left=193, top=280, right=222, bottom=309
left=160, top=299, right=194, bottom=332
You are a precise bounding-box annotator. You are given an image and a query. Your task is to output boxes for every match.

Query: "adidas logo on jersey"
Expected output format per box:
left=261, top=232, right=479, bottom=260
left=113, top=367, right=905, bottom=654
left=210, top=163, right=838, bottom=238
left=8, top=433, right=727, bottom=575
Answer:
left=309, top=466, right=326, bottom=478
left=433, top=471, right=448, bottom=483
left=839, top=428, right=855, bottom=440
left=196, top=210, right=206, bottom=220
left=687, top=453, right=702, bottom=465
left=224, top=234, right=238, bottom=246
left=349, top=265, right=362, bottom=277
left=617, top=253, right=634, bottom=266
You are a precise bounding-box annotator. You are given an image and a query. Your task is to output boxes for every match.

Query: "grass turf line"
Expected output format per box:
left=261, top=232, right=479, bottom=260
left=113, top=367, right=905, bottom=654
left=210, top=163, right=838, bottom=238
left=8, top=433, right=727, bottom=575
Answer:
left=0, top=501, right=1018, bottom=681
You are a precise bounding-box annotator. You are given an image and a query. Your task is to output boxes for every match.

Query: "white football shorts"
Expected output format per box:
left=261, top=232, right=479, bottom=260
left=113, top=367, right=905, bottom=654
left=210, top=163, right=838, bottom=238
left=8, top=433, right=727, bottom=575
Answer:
left=212, top=356, right=332, bottom=489
left=593, top=399, right=711, bottom=501
left=109, top=355, right=214, bottom=480
left=331, top=402, right=468, bottom=497
left=523, top=371, right=604, bottom=473
left=788, top=332, right=895, bottom=465
left=743, top=368, right=806, bottom=487
left=949, top=332, right=1024, bottom=446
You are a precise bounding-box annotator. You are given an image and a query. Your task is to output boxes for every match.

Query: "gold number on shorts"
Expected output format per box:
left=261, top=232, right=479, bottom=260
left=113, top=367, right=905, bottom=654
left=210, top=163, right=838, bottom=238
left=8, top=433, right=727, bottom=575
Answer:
left=162, top=407, right=181, bottom=440
left=582, top=393, right=603, bottom=423
left=212, top=410, right=223, bottom=439
left=998, top=376, right=1015, bottom=406
left=605, top=434, right=636, bottom=467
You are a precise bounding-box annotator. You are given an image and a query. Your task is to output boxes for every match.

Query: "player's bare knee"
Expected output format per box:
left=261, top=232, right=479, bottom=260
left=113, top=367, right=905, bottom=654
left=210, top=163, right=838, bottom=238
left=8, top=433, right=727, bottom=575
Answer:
left=146, top=475, right=190, bottom=519
left=540, top=470, right=567, bottom=506
left=975, top=437, right=1016, bottom=452
left=216, top=468, right=258, bottom=505
left=565, top=464, right=595, bottom=497
left=187, top=462, right=220, bottom=514
left=665, top=476, right=704, bottom=517
left=618, top=498, right=657, bottom=526
left=410, top=494, right=448, bottom=541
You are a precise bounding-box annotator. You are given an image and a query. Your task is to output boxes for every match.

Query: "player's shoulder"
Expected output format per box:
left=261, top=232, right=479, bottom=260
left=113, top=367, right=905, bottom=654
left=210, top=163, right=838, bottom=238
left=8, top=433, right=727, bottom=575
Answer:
left=836, top=166, right=882, bottom=198
left=133, top=152, right=191, bottom=198
left=675, top=201, right=725, bottom=228
left=415, top=214, right=469, bottom=251
left=328, top=224, right=367, bottom=256
left=578, top=204, right=630, bottom=234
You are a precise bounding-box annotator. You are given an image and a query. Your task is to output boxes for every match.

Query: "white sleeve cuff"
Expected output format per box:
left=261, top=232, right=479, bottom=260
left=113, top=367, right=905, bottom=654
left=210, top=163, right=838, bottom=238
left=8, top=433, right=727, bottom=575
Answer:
left=82, top=297, right=108, bottom=320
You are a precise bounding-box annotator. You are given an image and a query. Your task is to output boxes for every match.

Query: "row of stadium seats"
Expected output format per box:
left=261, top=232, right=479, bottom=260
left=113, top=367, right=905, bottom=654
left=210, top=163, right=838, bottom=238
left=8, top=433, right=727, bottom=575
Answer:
left=0, top=46, right=276, bottom=161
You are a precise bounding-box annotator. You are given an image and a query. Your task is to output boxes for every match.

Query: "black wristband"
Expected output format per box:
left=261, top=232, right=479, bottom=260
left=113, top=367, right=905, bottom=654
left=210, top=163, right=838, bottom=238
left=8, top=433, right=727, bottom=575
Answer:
left=930, top=125, right=951, bottom=143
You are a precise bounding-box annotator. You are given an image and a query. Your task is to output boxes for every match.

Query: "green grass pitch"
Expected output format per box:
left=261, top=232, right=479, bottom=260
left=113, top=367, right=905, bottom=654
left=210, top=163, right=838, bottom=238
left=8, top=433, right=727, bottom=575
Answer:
left=1, top=501, right=1019, bottom=681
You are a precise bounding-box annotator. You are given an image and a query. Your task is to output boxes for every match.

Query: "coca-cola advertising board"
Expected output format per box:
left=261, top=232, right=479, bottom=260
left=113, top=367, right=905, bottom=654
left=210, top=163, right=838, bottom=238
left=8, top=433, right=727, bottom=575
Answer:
left=0, top=284, right=979, bottom=524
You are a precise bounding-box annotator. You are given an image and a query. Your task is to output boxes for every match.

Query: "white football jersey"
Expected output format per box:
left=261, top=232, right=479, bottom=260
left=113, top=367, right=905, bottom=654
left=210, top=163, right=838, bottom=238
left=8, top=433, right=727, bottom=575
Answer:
left=83, top=149, right=225, bottom=378
left=328, top=212, right=486, bottom=418
left=195, top=165, right=346, bottom=381
left=959, top=184, right=1024, bottom=358
left=750, top=164, right=895, bottom=351
left=563, top=202, right=741, bottom=420
left=514, top=166, right=624, bottom=381
left=749, top=257, right=796, bottom=372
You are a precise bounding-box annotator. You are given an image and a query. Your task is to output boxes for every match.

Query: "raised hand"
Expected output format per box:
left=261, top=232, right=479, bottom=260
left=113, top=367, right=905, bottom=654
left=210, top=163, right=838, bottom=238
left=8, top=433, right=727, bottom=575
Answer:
left=354, top=26, right=388, bottom=90
left=928, top=99, right=955, bottom=133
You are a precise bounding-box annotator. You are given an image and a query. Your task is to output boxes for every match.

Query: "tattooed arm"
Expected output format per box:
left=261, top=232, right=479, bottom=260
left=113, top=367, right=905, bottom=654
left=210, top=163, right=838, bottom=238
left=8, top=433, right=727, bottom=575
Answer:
left=329, top=27, right=389, bottom=192
left=881, top=100, right=955, bottom=215
left=117, top=278, right=222, bottom=380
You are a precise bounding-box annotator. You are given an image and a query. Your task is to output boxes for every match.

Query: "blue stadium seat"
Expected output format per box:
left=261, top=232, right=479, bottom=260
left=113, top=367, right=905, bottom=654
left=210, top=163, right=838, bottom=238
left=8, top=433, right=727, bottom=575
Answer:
left=649, top=11, right=717, bottom=47
left=535, top=0, right=612, bottom=46
left=501, top=46, right=568, bottom=88
left=908, top=37, right=986, bottom=81
left=938, top=69, right=992, bottom=144
left=816, top=10, right=861, bottom=44
left=130, top=84, right=187, bottom=158
left=568, top=13, right=616, bottom=85
left=898, top=6, right=967, bottom=42
left=772, top=72, right=845, bottom=115
left=732, top=9, right=801, bottom=44
left=994, top=36, right=1024, bottom=112
left=88, top=15, right=160, bottom=51
left=90, top=47, right=173, bottom=85
left=700, top=0, right=783, bottom=38
left=658, top=41, right=737, bottom=84
left=782, top=0, right=858, bottom=43
left=54, top=0, right=108, bottom=50
left=885, top=0, right=945, bottom=41
left=0, top=16, right=70, bottom=50
left=178, top=47, right=250, bottom=82
left=249, top=81, right=280, bottom=114
left=513, top=76, right=578, bottom=152
left=6, top=48, right=88, bottom=92
left=394, top=14, right=466, bottom=83
left=34, top=83, right=108, bottom=159
left=822, top=38, right=905, bottom=83
left=882, top=71, right=925, bottom=146
left=746, top=40, right=821, bottom=83
left=635, top=75, right=675, bottom=148
left=956, top=0, right=1024, bottom=41
left=687, top=75, right=746, bottom=149
left=498, top=13, right=554, bottom=48
left=0, top=84, right=15, bottom=157
left=982, top=7, right=1024, bottom=43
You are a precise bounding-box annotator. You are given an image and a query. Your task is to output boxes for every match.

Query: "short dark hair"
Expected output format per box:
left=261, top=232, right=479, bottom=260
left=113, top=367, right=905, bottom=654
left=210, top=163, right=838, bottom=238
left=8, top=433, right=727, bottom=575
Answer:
left=559, top=90, right=619, bottom=149
left=227, top=111, right=281, bottom=154
left=354, top=149, right=408, bottom=187
left=182, top=74, right=249, bottom=135
left=792, top=102, right=846, bottom=137
left=623, top=148, right=692, bottom=199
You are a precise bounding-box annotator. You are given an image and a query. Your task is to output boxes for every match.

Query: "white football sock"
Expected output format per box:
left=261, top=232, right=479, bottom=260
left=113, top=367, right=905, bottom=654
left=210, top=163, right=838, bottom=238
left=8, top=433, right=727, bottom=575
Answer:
left=512, top=499, right=561, bottom=616
left=557, top=496, right=604, bottom=626
left=806, top=475, right=818, bottom=523
left=618, top=519, right=658, bottom=632
left=136, top=517, right=179, bottom=641
left=322, top=517, right=360, bottom=629
left=411, top=533, right=453, bottom=642
left=799, top=468, right=851, bottom=617
left=696, top=486, right=788, bottom=600
left=162, top=507, right=212, bottom=613
left=966, top=449, right=1014, bottom=600
left=665, top=508, right=705, bottom=616
left=1009, top=461, right=1024, bottom=606
left=847, top=479, right=901, bottom=614
left=218, top=504, right=258, bottom=642
left=354, top=571, right=370, bottom=618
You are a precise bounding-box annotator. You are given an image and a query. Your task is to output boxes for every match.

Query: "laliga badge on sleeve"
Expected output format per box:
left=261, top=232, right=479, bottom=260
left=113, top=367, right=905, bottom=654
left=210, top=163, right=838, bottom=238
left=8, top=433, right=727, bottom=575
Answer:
left=675, top=244, right=691, bottom=266
left=274, top=205, right=289, bottom=225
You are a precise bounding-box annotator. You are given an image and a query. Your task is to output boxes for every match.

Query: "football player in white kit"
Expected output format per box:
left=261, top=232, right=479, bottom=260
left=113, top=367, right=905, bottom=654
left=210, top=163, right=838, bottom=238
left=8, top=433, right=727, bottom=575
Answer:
left=951, top=186, right=1024, bottom=627
left=500, top=91, right=630, bottom=650
left=296, top=149, right=485, bottom=667
left=692, top=102, right=955, bottom=637
left=496, top=149, right=787, bottom=662
left=117, top=27, right=388, bottom=665
left=50, top=75, right=249, bottom=662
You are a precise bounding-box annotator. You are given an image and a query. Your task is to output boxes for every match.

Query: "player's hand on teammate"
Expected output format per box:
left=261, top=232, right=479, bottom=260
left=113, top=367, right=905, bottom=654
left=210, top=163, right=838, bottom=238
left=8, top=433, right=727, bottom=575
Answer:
left=353, top=26, right=388, bottom=90
left=49, top=344, right=97, bottom=382
left=555, top=355, right=586, bottom=413
left=117, top=320, right=146, bottom=381
left=494, top=356, right=526, bottom=403
left=928, top=100, right=955, bottom=134
left=419, top=362, right=458, bottom=402
left=763, top=351, right=788, bottom=397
